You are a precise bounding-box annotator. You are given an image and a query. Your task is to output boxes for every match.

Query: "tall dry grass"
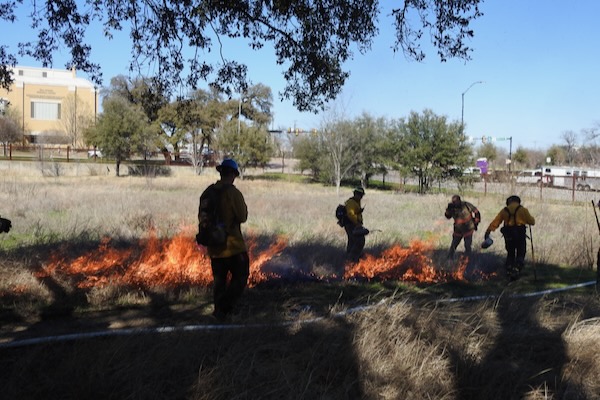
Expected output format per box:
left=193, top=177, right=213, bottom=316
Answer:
left=1, top=161, right=599, bottom=399
left=1, top=295, right=599, bottom=399
left=3, top=162, right=599, bottom=272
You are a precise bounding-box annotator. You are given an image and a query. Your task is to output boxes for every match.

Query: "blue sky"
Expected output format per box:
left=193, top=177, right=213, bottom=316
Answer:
left=4, top=0, right=599, bottom=151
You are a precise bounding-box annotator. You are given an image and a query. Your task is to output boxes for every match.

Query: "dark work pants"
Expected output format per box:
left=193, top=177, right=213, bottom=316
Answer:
left=448, top=234, right=472, bottom=258
left=345, top=224, right=365, bottom=262
left=503, top=226, right=527, bottom=269
left=211, top=252, right=250, bottom=315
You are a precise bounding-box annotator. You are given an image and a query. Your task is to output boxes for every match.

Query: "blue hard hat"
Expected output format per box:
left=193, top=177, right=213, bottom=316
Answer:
left=216, top=158, right=240, bottom=176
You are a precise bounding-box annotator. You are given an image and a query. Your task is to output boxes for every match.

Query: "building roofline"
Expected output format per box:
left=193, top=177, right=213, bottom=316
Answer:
left=10, top=65, right=96, bottom=90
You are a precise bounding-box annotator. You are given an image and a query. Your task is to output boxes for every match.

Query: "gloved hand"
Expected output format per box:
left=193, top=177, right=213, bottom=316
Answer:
left=484, top=231, right=490, bottom=240
left=0, top=217, right=12, bottom=233
left=353, top=226, right=370, bottom=236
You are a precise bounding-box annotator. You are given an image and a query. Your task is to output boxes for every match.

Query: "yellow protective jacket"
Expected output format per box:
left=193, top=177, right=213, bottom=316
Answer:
left=486, top=202, right=535, bottom=233
left=344, top=197, right=363, bottom=226
left=199, top=181, right=248, bottom=258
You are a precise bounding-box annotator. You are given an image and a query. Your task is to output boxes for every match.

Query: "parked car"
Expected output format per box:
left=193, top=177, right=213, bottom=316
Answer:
left=87, top=149, right=103, bottom=158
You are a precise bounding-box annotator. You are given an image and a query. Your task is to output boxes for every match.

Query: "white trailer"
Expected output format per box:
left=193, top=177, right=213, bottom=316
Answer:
left=515, top=169, right=543, bottom=185
left=540, top=166, right=574, bottom=189
left=573, top=168, right=600, bottom=191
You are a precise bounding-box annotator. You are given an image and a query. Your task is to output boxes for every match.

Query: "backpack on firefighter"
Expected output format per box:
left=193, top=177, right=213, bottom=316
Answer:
left=335, top=204, right=348, bottom=227
left=196, top=184, right=227, bottom=247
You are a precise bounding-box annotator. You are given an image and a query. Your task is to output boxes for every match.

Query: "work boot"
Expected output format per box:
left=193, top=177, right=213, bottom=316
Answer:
left=211, top=308, right=228, bottom=322
left=507, top=267, right=520, bottom=281
left=516, top=259, right=525, bottom=271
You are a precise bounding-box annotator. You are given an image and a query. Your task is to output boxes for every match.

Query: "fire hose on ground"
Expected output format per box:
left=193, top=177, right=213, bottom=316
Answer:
left=0, top=279, right=596, bottom=349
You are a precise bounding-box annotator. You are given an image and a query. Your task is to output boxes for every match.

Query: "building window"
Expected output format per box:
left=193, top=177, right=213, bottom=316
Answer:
left=18, top=70, right=23, bottom=76
left=42, top=72, right=47, bottom=78
left=31, top=101, right=61, bottom=120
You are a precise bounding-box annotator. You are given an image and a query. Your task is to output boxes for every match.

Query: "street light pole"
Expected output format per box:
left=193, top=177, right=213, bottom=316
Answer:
left=461, top=80, right=483, bottom=131
left=508, top=136, right=513, bottom=172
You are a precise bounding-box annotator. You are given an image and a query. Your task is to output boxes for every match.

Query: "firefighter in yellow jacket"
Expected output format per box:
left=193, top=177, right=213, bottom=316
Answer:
left=344, top=187, right=368, bottom=262
left=198, top=159, right=249, bottom=320
left=484, top=195, right=535, bottom=280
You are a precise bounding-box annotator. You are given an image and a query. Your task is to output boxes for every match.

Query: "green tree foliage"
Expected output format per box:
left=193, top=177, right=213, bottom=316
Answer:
left=546, top=145, right=566, bottom=166
left=216, top=120, right=273, bottom=173
left=239, top=84, right=274, bottom=128
left=157, top=100, right=193, bottom=160
left=103, top=76, right=169, bottom=123
left=0, top=1, right=482, bottom=112
left=398, top=109, right=470, bottom=193
left=85, top=96, right=150, bottom=176
left=156, top=93, right=218, bottom=166
left=239, top=126, right=274, bottom=168
left=477, top=142, right=498, bottom=164
left=301, top=115, right=389, bottom=190
left=155, top=84, right=273, bottom=171
left=351, top=114, right=389, bottom=188
left=293, top=110, right=471, bottom=192
left=512, top=146, right=529, bottom=168
left=103, top=75, right=168, bottom=159
left=293, top=135, right=324, bottom=179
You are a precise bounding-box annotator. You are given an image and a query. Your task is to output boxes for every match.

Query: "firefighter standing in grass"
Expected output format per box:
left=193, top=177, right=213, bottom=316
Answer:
left=484, top=195, right=535, bottom=280
left=344, top=187, right=368, bottom=262
left=0, top=215, right=11, bottom=233
left=445, top=195, right=481, bottom=259
left=198, top=159, right=249, bottom=321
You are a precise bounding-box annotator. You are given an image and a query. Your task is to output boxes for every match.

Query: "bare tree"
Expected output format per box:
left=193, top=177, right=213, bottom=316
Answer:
left=0, top=108, right=23, bottom=155
left=313, top=98, right=361, bottom=193
left=561, top=130, right=578, bottom=165
left=580, top=122, right=600, bottom=165
left=61, top=93, right=93, bottom=148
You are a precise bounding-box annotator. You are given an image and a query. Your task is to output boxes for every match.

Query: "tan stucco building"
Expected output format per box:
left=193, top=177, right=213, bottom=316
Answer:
left=0, top=65, right=97, bottom=145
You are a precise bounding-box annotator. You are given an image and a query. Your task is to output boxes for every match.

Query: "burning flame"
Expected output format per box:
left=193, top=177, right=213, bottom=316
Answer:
left=36, top=230, right=494, bottom=291
left=344, top=240, right=473, bottom=283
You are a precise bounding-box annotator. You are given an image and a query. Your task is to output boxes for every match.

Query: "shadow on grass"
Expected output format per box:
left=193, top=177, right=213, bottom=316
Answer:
left=1, top=233, right=598, bottom=399
left=1, top=232, right=596, bottom=337
left=0, top=234, right=369, bottom=399
left=446, top=295, right=593, bottom=399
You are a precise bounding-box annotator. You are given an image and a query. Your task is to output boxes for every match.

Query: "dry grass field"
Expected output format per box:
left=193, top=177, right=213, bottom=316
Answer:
left=0, top=160, right=599, bottom=400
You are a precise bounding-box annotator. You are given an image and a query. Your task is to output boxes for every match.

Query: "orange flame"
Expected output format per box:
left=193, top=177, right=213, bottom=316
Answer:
left=40, top=229, right=289, bottom=290
left=344, top=240, right=472, bottom=283
left=38, top=231, right=494, bottom=291
left=246, top=236, right=286, bottom=286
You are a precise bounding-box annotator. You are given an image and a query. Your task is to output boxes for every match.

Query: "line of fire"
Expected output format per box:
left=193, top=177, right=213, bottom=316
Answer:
left=27, top=228, right=498, bottom=292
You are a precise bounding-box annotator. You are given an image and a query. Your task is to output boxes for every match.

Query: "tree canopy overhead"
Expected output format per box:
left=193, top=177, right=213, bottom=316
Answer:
left=0, top=0, right=482, bottom=112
